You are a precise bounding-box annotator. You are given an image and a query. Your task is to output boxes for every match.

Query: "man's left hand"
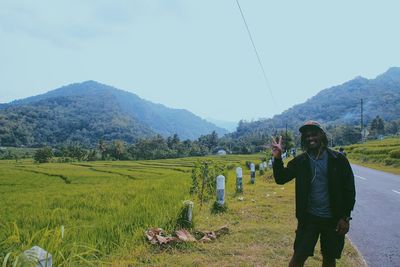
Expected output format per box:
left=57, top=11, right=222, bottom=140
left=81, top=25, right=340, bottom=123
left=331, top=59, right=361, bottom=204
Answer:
left=336, top=218, right=350, bottom=235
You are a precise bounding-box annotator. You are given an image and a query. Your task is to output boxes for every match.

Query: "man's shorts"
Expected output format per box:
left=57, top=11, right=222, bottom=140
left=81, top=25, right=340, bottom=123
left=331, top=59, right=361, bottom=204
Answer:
left=293, top=213, right=345, bottom=259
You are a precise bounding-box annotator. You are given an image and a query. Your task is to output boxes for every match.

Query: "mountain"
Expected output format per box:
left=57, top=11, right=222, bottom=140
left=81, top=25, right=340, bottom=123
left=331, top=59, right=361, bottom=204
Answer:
left=232, top=67, right=400, bottom=138
left=0, top=81, right=227, bottom=147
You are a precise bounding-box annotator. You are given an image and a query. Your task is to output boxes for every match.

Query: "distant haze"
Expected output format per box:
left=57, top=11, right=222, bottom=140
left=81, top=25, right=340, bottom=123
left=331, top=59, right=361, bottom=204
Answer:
left=206, top=118, right=238, bottom=133
left=1, top=1, right=400, bottom=121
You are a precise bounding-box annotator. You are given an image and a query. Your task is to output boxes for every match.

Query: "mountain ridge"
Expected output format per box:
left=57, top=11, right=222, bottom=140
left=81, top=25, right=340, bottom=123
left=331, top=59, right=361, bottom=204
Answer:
left=231, top=67, right=400, bottom=139
left=0, top=81, right=227, bottom=147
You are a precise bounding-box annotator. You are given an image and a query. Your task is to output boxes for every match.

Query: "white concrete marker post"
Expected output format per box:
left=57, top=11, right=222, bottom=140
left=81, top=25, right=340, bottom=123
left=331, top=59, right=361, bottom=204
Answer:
left=236, top=167, right=243, bottom=193
left=184, top=200, right=194, bottom=224
left=23, top=246, right=52, bottom=267
left=250, top=163, right=255, bottom=184
left=259, top=162, right=265, bottom=175
left=216, top=175, right=225, bottom=205
left=259, top=163, right=264, bottom=171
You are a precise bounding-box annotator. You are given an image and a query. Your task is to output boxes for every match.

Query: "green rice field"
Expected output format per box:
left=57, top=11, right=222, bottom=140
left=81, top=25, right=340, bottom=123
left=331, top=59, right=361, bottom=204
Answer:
left=0, top=155, right=364, bottom=266
left=346, top=137, right=400, bottom=174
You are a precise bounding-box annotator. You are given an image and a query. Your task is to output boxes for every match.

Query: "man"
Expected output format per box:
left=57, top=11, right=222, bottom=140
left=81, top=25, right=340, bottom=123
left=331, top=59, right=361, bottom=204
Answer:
left=271, top=121, right=355, bottom=267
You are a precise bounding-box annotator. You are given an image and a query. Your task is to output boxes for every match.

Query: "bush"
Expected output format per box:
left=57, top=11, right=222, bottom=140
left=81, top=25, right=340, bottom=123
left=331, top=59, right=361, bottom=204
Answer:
left=211, top=201, right=228, bottom=214
left=34, top=147, right=53, bottom=163
left=389, top=149, right=400, bottom=159
left=383, top=158, right=400, bottom=166
left=190, top=160, right=227, bottom=206
left=245, top=161, right=251, bottom=169
left=226, top=163, right=235, bottom=170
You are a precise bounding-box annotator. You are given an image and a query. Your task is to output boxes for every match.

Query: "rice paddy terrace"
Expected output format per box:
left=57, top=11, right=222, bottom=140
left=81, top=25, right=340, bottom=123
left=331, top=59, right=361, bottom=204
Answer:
left=0, top=155, right=364, bottom=266
left=346, top=137, right=400, bottom=174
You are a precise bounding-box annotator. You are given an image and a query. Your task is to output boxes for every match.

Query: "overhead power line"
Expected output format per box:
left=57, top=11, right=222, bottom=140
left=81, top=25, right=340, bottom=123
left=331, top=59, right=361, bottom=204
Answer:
left=235, top=0, right=282, bottom=140
left=235, top=0, right=277, bottom=108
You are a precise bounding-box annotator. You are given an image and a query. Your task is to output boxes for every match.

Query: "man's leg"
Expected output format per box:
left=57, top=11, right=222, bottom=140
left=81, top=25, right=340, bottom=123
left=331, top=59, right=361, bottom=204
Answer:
left=320, top=219, right=344, bottom=267
left=322, top=256, right=336, bottom=267
left=289, top=254, right=307, bottom=267
left=290, top=217, right=319, bottom=267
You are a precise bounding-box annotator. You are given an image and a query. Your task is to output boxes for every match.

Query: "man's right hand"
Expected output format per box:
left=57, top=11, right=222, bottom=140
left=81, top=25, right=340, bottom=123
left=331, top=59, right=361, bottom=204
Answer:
left=271, top=136, right=282, bottom=159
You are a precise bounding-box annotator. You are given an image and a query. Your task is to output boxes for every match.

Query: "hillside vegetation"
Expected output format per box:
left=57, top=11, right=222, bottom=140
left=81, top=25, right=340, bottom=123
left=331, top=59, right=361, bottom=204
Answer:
left=0, top=156, right=364, bottom=266
left=345, top=137, right=400, bottom=174
left=0, top=81, right=227, bottom=147
left=231, top=67, right=400, bottom=142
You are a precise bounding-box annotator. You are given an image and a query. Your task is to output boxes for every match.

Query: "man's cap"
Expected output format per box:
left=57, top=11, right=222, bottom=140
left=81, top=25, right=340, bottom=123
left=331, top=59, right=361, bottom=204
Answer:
left=299, top=120, right=325, bottom=133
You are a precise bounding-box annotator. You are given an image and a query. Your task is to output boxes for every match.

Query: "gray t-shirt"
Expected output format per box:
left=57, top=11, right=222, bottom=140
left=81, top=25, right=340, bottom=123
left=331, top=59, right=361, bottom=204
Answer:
left=307, top=150, right=332, bottom=218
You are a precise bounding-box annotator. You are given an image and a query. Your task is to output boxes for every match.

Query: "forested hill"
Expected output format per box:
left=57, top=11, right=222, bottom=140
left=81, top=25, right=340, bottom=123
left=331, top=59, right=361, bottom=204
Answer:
left=232, top=67, right=400, bottom=138
left=0, top=81, right=227, bottom=147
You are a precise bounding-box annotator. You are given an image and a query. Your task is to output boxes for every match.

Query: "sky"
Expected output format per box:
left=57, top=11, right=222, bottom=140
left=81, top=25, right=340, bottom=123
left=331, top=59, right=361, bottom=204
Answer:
left=1, top=0, right=400, bottom=123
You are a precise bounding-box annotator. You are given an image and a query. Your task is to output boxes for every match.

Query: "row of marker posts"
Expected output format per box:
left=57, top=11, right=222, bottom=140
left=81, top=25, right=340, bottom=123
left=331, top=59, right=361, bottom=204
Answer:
left=184, top=161, right=263, bottom=224
left=29, top=162, right=264, bottom=264
left=219, top=162, right=267, bottom=205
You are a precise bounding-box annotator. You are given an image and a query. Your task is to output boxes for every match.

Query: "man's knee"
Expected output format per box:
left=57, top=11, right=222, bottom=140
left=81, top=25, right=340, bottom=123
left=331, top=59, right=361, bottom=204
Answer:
left=289, top=253, right=308, bottom=267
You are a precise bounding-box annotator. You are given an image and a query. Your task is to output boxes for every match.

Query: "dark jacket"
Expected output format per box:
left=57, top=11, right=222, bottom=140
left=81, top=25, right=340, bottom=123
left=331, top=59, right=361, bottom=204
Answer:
left=273, top=148, right=355, bottom=222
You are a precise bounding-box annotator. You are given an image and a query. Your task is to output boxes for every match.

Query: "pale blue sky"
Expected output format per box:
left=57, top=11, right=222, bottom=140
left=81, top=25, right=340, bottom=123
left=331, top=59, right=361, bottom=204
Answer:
left=1, top=0, right=399, bottom=122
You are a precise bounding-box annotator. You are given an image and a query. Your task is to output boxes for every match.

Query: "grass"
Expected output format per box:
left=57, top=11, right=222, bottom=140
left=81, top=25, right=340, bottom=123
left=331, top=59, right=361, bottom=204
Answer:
left=345, top=137, right=400, bottom=175
left=0, top=155, right=365, bottom=266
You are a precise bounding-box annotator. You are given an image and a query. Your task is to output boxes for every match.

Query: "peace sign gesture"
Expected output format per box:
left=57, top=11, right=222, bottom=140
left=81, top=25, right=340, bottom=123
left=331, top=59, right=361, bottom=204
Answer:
left=271, top=136, right=282, bottom=159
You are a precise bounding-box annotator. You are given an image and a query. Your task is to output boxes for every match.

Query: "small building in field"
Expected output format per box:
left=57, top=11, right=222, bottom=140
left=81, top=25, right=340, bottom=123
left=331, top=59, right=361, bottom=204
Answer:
left=216, top=149, right=227, bottom=155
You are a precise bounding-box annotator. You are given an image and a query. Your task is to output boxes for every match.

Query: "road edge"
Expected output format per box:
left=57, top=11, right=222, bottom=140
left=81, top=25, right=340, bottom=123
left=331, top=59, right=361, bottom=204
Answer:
left=347, top=236, right=369, bottom=267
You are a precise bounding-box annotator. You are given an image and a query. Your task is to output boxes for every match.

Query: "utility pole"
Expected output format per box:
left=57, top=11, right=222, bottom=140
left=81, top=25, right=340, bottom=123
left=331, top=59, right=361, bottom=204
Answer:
left=285, top=123, right=288, bottom=153
left=360, top=98, right=364, bottom=142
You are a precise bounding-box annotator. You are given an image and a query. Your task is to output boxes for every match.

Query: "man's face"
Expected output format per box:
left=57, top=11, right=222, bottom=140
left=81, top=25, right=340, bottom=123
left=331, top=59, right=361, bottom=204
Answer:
left=304, top=129, right=323, bottom=150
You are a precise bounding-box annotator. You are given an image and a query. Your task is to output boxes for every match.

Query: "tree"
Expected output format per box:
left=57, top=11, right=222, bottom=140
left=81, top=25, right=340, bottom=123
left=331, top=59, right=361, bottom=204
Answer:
left=128, top=135, right=170, bottom=160
left=330, top=125, right=361, bottom=145
left=370, top=116, right=385, bottom=138
left=167, top=134, right=180, bottom=149
left=198, top=131, right=218, bottom=151
left=280, top=130, right=295, bottom=152
left=97, top=139, right=108, bottom=160
left=87, top=149, right=99, bottom=161
left=385, top=120, right=399, bottom=135
left=66, top=144, right=87, bottom=161
left=108, top=140, right=126, bottom=160
left=34, top=147, right=53, bottom=163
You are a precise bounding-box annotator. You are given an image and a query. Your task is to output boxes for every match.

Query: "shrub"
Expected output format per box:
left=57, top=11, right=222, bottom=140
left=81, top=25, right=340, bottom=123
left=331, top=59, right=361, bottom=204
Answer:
left=190, top=160, right=227, bottom=206
left=383, top=158, right=400, bottom=166
left=34, top=147, right=53, bottom=163
left=211, top=201, right=228, bottom=214
left=389, top=149, right=400, bottom=159
left=226, top=163, right=235, bottom=170
left=245, top=161, right=251, bottom=169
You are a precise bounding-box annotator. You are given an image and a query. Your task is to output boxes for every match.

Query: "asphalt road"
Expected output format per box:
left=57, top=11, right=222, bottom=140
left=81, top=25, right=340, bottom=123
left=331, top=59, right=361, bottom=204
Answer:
left=348, top=164, right=400, bottom=267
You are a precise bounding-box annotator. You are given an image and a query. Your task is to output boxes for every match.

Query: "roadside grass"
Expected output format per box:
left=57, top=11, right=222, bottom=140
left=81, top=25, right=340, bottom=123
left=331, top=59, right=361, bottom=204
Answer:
left=131, top=163, right=365, bottom=267
left=0, top=155, right=365, bottom=266
left=345, top=137, right=400, bottom=175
